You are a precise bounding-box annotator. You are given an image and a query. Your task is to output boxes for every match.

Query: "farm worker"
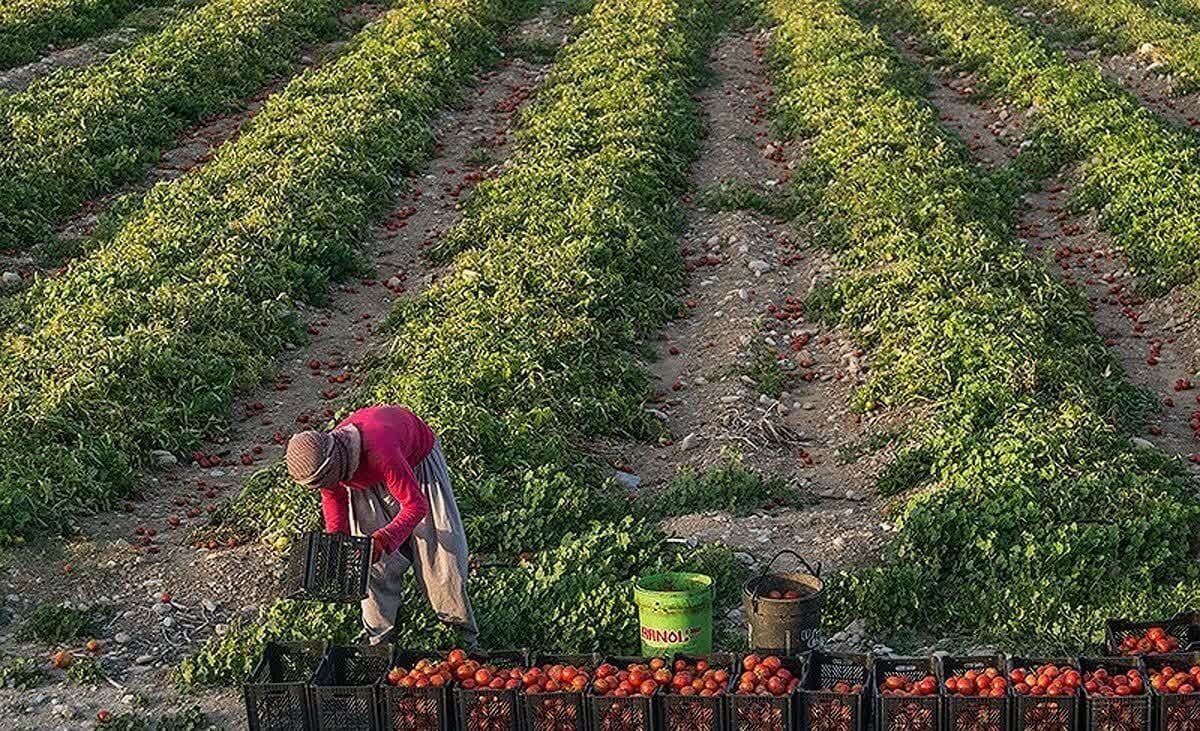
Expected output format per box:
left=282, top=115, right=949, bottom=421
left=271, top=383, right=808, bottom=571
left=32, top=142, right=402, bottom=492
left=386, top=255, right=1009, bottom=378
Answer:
left=285, top=404, right=478, bottom=648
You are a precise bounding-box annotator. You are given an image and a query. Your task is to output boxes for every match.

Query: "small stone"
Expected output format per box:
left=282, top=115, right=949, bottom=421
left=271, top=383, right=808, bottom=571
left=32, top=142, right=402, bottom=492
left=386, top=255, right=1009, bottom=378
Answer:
left=152, top=602, right=172, bottom=616
left=680, top=433, right=700, bottom=451
left=747, top=259, right=772, bottom=276
left=737, top=288, right=749, bottom=302
left=1131, top=437, right=1156, bottom=450
left=720, top=395, right=740, bottom=404
left=114, top=632, right=131, bottom=644
left=215, top=623, right=230, bottom=636
left=614, top=471, right=641, bottom=491
left=134, top=654, right=155, bottom=665
left=149, top=449, right=177, bottom=467
left=1, top=271, right=21, bottom=288
left=202, top=599, right=217, bottom=613
left=162, top=617, right=176, bottom=628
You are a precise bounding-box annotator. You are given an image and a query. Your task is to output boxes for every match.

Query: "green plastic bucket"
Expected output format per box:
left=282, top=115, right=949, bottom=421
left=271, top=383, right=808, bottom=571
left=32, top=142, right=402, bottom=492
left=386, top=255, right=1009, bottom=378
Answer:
left=633, top=572, right=713, bottom=656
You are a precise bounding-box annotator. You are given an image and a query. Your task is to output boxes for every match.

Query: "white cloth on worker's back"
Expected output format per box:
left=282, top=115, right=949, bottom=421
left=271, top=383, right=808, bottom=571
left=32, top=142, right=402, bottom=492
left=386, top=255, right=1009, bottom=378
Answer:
left=345, top=439, right=478, bottom=646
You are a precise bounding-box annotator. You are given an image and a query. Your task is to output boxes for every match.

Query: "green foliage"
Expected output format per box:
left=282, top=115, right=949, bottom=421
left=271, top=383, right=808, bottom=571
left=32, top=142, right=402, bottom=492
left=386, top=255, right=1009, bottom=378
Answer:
left=0, top=0, right=359, bottom=251
left=0, top=0, right=527, bottom=543
left=0, top=655, right=45, bottom=690
left=746, top=345, right=791, bottom=397
left=695, top=180, right=795, bottom=218
left=16, top=602, right=111, bottom=643
left=874, top=0, right=1200, bottom=295
left=67, top=657, right=106, bottom=685
left=179, top=0, right=738, bottom=686
left=768, top=0, right=1200, bottom=649
left=641, top=459, right=803, bottom=517
left=0, top=0, right=172, bottom=68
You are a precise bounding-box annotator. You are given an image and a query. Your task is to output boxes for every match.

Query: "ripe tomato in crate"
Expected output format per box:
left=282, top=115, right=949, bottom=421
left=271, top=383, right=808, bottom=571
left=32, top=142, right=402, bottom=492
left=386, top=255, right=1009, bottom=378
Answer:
left=521, top=653, right=599, bottom=731
left=588, top=656, right=667, bottom=731
left=1142, top=651, right=1200, bottom=731
left=452, top=649, right=530, bottom=731
left=1079, top=657, right=1151, bottom=731
left=798, top=652, right=870, bottom=731
left=874, top=657, right=940, bottom=731
left=379, top=649, right=457, bottom=731
left=659, top=653, right=736, bottom=731
left=1006, top=656, right=1081, bottom=731
left=940, top=654, right=1010, bottom=731
left=1106, top=613, right=1198, bottom=656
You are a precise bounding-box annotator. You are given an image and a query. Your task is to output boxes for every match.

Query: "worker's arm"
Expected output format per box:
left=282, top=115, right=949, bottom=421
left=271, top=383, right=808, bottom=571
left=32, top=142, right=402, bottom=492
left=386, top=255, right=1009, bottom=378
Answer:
left=372, top=449, right=429, bottom=555
left=320, top=486, right=351, bottom=535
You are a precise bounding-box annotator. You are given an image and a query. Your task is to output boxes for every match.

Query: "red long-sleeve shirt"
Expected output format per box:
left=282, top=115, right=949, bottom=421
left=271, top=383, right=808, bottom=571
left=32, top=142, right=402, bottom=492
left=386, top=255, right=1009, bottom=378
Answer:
left=320, top=405, right=436, bottom=554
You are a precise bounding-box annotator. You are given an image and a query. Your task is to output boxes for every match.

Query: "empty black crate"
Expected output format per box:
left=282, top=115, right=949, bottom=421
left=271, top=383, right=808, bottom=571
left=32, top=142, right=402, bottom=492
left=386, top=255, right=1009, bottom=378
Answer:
left=454, top=650, right=529, bottom=731
left=244, top=641, right=327, bottom=731
left=521, top=653, right=600, bottom=731
left=588, top=656, right=665, bottom=731
left=310, top=644, right=391, bottom=731
left=1140, top=652, right=1200, bottom=731
left=1106, top=613, right=1198, bottom=656
left=659, top=653, right=736, bottom=731
left=940, top=654, right=1009, bottom=731
left=285, top=532, right=372, bottom=603
left=1078, top=657, right=1151, bottom=731
left=726, top=653, right=805, bottom=731
left=798, top=652, right=870, bottom=731
left=378, top=649, right=454, bottom=731
left=1005, top=657, right=1080, bottom=731
left=874, top=657, right=940, bottom=731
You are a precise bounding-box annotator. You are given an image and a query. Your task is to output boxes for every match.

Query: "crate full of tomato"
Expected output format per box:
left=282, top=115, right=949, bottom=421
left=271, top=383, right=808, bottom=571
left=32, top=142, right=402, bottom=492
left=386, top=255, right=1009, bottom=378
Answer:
left=659, top=654, right=736, bottom=731
left=589, top=657, right=665, bottom=731
left=874, top=657, right=939, bottom=731
left=1142, top=652, right=1200, bottom=731
left=798, top=652, right=869, bottom=731
left=1106, top=614, right=1198, bottom=656
left=1079, top=657, right=1151, bottom=731
left=940, top=654, right=1009, bottom=731
left=522, top=654, right=599, bottom=731
left=1006, top=657, right=1081, bottom=731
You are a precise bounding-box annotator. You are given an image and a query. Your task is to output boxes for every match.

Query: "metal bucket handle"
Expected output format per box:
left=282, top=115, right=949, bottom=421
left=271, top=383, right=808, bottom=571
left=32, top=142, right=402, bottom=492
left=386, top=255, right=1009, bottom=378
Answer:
left=749, top=549, right=822, bottom=612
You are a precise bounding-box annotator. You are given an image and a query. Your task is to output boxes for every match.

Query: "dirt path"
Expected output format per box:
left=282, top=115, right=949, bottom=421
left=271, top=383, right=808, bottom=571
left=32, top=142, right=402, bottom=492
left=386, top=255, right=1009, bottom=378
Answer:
left=0, top=2, right=387, bottom=290
left=890, top=32, right=1200, bottom=473
left=0, top=10, right=567, bottom=728
left=591, top=29, right=890, bottom=604
left=0, top=0, right=200, bottom=94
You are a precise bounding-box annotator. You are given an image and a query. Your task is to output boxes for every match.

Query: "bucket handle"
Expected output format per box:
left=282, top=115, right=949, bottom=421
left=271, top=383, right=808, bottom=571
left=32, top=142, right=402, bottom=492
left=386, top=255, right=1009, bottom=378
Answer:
left=749, top=549, right=822, bottom=605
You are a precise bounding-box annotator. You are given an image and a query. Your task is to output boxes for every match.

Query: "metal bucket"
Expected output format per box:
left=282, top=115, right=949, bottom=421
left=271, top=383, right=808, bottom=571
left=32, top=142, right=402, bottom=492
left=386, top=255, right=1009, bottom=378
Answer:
left=743, top=549, right=823, bottom=653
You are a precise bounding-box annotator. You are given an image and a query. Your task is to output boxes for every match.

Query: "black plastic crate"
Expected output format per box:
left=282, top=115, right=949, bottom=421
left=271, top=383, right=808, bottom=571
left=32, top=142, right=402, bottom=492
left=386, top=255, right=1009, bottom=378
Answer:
left=799, top=652, right=870, bottom=731
left=1079, top=658, right=1151, bottom=731
left=874, top=657, right=940, bottom=731
left=940, top=654, right=1009, bottom=731
left=727, top=653, right=805, bottom=731
left=378, top=649, right=454, bottom=731
left=589, top=656, right=666, bottom=731
left=1106, top=613, right=1198, bottom=656
left=1139, top=652, right=1200, bottom=731
left=521, top=653, right=600, bottom=731
left=454, top=650, right=530, bottom=731
left=1005, top=657, right=1080, bottom=731
left=244, top=641, right=326, bottom=731
left=659, top=653, right=736, bottom=731
left=310, top=644, right=391, bottom=731
left=285, top=532, right=372, bottom=603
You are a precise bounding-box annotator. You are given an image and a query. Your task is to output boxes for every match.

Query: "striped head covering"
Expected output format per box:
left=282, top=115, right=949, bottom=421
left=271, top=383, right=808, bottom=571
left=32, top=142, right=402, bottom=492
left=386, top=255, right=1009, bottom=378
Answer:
left=286, top=425, right=361, bottom=488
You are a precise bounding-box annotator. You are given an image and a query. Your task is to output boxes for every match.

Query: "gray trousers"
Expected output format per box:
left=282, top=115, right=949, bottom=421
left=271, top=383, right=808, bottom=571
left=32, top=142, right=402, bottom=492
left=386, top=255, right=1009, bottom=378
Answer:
left=346, top=440, right=479, bottom=647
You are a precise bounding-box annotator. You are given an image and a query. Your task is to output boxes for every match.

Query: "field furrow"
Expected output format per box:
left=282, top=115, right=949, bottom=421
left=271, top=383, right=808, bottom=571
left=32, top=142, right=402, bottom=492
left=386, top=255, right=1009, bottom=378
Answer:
left=0, top=0, right=365, bottom=252
left=0, top=0, right=538, bottom=543
left=768, top=0, right=1200, bottom=648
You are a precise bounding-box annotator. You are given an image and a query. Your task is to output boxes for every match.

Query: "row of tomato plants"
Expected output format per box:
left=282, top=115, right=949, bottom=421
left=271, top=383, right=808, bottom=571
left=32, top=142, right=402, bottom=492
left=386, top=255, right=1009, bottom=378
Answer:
left=868, top=0, right=1200, bottom=296
left=0, top=0, right=365, bottom=251
left=174, top=0, right=746, bottom=687
left=766, top=0, right=1200, bottom=649
left=0, top=0, right=173, bottom=69
left=0, top=0, right=538, bottom=543
left=987, top=0, right=1200, bottom=90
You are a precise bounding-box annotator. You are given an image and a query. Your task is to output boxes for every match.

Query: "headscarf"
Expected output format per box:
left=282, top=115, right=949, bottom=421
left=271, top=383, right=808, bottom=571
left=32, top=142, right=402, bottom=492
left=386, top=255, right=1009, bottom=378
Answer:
left=285, top=425, right=361, bottom=488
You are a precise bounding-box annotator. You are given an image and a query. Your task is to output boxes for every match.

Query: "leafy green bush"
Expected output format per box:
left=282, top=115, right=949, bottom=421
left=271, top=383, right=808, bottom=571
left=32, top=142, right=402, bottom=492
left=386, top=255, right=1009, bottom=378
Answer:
left=0, top=0, right=171, bottom=68
left=768, top=0, right=1200, bottom=649
left=641, top=458, right=802, bottom=518
left=16, top=602, right=111, bottom=643
left=0, top=0, right=531, bottom=543
left=0, top=655, right=45, bottom=690
left=67, top=657, right=106, bottom=685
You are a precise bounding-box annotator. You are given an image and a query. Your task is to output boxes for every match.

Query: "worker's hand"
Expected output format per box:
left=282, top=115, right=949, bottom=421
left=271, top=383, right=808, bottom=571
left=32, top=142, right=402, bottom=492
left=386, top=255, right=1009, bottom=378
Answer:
left=371, top=535, right=385, bottom=564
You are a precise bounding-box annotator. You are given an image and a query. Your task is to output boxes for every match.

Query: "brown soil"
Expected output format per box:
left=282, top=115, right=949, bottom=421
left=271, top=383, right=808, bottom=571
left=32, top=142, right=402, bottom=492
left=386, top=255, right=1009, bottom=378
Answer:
left=0, top=9, right=567, bottom=728
left=594, top=29, right=891, bottom=595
